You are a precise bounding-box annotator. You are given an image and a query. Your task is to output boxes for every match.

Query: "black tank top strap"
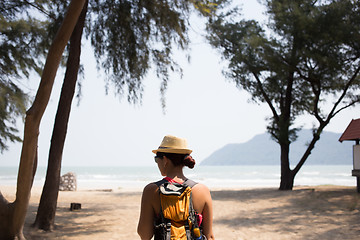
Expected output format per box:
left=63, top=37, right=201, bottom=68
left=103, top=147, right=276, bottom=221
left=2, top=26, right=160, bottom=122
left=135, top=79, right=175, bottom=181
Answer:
left=183, top=179, right=198, bottom=188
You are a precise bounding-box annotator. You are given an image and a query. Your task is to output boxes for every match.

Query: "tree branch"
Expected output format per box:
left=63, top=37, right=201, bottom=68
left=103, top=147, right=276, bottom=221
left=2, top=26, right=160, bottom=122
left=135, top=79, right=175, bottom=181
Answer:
left=310, top=80, right=325, bottom=124
left=252, top=71, right=280, bottom=122
left=23, top=0, right=55, bottom=20
left=326, top=64, right=360, bottom=121
left=293, top=127, right=322, bottom=175
left=291, top=61, right=325, bottom=124
left=332, top=98, right=360, bottom=116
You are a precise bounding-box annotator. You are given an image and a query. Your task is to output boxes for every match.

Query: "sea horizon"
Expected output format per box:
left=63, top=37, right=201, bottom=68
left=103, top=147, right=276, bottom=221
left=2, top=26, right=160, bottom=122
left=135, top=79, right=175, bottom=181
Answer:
left=1, top=164, right=356, bottom=191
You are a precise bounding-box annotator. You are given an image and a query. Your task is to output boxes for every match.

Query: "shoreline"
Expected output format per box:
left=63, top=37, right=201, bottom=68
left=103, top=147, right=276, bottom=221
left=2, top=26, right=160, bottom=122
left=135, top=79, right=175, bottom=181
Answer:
left=2, top=183, right=357, bottom=195
left=1, top=165, right=356, bottom=191
left=1, top=185, right=360, bottom=239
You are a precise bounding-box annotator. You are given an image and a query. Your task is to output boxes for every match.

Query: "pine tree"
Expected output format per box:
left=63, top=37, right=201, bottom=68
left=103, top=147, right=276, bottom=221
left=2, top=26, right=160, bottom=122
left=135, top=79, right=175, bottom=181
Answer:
left=207, top=0, right=360, bottom=190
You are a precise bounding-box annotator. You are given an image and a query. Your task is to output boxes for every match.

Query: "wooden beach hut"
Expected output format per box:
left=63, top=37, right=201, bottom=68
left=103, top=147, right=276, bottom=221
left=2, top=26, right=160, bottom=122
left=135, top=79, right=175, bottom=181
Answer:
left=339, top=118, right=360, bottom=193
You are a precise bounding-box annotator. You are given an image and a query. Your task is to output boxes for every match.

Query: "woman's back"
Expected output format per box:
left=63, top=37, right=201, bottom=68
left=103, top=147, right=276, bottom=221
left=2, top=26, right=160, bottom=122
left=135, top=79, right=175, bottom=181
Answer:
left=146, top=180, right=214, bottom=239
left=137, top=135, right=215, bottom=240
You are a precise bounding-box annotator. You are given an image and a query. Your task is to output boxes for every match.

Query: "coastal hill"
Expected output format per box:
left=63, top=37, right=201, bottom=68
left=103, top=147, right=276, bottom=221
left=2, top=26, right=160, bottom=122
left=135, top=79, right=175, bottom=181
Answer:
left=201, top=129, right=354, bottom=166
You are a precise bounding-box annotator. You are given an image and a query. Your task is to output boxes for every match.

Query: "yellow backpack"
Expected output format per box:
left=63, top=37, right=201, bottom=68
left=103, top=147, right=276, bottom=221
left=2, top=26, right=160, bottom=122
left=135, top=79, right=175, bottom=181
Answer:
left=154, top=179, right=204, bottom=240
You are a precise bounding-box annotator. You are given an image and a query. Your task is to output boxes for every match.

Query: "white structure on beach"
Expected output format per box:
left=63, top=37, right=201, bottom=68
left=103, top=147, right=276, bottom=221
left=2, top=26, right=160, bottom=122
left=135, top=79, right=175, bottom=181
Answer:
left=59, top=172, right=77, bottom=191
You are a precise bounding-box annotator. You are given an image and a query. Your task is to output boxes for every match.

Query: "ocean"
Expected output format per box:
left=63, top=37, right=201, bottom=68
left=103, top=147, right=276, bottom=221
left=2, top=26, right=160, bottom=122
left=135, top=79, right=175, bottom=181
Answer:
left=0, top=165, right=356, bottom=190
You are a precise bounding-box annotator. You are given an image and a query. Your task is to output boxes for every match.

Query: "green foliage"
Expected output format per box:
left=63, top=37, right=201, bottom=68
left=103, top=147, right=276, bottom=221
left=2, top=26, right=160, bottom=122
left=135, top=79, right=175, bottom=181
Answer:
left=0, top=0, right=51, bottom=151
left=207, top=0, right=360, bottom=144
left=87, top=0, right=222, bottom=106
left=0, top=81, right=27, bottom=152
left=0, top=0, right=223, bottom=151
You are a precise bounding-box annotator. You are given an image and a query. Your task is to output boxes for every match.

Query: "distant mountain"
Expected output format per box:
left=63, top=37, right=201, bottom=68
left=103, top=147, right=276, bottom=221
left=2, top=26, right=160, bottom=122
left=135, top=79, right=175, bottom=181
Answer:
left=201, top=129, right=354, bottom=165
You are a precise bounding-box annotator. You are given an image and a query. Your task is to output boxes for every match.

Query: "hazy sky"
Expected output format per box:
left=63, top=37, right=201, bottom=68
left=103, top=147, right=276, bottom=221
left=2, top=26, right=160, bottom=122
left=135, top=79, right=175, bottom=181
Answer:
left=1, top=1, right=359, bottom=167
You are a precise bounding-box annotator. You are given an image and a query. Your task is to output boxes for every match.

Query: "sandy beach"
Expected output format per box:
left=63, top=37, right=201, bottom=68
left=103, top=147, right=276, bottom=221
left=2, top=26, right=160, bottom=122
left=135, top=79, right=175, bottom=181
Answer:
left=2, top=185, right=360, bottom=240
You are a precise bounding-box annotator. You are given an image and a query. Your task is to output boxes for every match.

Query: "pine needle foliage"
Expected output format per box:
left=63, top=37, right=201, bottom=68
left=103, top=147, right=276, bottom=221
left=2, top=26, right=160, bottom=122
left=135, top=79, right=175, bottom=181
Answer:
left=0, top=0, right=50, bottom=152
left=207, top=0, right=360, bottom=189
left=0, top=0, right=224, bottom=151
left=87, top=0, right=223, bottom=106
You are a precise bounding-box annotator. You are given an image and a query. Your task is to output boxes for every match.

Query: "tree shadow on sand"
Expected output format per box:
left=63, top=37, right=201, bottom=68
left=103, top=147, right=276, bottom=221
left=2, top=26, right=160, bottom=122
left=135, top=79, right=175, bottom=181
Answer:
left=211, top=187, right=360, bottom=239
left=23, top=203, right=113, bottom=239
left=23, top=191, right=140, bottom=239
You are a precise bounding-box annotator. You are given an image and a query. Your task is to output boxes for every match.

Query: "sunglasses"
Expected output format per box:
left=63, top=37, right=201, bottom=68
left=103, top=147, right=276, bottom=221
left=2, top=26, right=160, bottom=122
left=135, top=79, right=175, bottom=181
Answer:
left=154, top=156, right=162, bottom=162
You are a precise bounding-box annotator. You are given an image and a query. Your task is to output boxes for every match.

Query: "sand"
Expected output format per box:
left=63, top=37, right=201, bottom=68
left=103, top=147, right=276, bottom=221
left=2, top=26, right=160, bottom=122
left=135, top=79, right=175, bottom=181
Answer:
left=1, top=185, right=360, bottom=240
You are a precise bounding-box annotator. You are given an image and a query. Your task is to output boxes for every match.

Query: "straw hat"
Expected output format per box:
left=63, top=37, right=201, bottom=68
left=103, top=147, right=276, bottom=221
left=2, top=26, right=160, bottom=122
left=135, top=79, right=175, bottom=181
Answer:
left=152, top=135, right=192, bottom=154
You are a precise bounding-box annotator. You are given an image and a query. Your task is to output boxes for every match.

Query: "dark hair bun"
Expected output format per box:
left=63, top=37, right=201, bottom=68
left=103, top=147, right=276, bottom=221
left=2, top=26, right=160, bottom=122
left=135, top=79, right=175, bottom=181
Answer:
left=184, top=155, right=195, bottom=169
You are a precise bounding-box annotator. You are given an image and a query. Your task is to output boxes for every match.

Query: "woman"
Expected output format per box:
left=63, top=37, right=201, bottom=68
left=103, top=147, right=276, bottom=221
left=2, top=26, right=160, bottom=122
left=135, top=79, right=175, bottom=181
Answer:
left=137, top=135, right=215, bottom=240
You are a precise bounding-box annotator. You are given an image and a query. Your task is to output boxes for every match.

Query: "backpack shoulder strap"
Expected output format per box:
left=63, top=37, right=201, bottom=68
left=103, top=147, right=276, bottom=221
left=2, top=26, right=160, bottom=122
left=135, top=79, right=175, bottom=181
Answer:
left=154, top=178, right=203, bottom=240
left=154, top=178, right=168, bottom=187
left=155, top=178, right=197, bottom=188
left=154, top=179, right=171, bottom=240
left=184, top=179, right=206, bottom=239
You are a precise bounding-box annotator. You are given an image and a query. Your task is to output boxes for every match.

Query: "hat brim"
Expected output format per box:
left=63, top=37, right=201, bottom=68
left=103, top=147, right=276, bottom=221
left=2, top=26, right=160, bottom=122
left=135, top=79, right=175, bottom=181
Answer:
left=152, top=148, right=192, bottom=154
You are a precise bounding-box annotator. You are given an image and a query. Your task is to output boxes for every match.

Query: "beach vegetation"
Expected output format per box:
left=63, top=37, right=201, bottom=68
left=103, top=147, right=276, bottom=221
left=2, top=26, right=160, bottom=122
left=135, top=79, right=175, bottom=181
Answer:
left=0, top=0, right=227, bottom=234
left=206, top=0, right=360, bottom=190
left=0, top=0, right=52, bottom=153
left=0, top=0, right=87, bottom=239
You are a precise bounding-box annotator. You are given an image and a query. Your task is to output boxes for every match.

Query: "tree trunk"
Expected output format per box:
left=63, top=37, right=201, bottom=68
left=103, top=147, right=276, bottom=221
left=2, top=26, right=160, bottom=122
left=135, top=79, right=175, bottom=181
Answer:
left=0, top=192, right=14, bottom=239
left=0, top=0, right=86, bottom=239
left=33, top=1, right=88, bottom=231
left=279, top=142, right=294, bottom=190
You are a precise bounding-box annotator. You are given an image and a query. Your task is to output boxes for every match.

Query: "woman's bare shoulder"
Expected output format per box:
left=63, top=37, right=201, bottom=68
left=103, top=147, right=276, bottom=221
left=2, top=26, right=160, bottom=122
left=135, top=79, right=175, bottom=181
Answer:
left=144, top=182, right=158, bottom=189
left=192, top=182, right=209, bottom=190
left=143, top=182, right=159, bottom=195
left=192, top=182, right=211, bottom=196
left=141, top=183, right=159, bottom=202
